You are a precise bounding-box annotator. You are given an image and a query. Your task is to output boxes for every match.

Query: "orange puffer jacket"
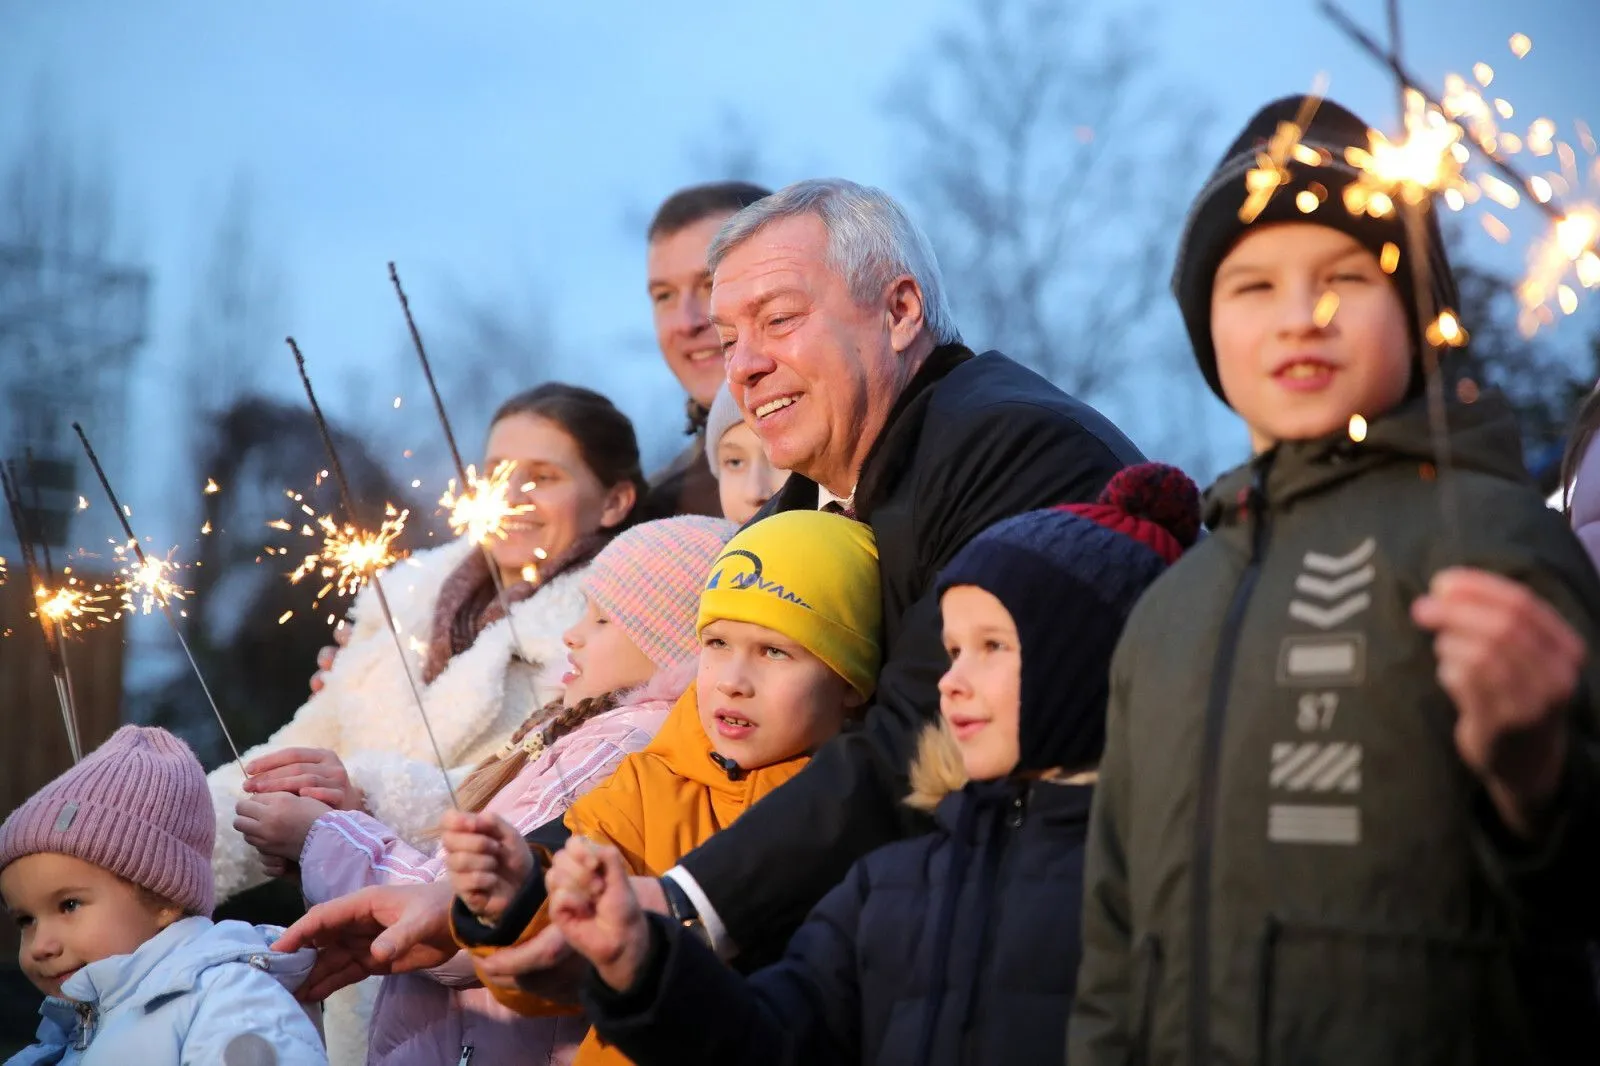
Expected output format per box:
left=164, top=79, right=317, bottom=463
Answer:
left=465, top=683, right=810, bottom=1066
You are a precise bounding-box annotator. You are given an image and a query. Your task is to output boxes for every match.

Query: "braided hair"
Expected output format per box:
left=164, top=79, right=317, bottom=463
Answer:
left=455, top=688, right=628, bottom=814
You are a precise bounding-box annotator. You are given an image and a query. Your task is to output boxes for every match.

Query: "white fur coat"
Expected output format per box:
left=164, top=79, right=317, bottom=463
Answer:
left=206, top=539, right=584, bottom=1065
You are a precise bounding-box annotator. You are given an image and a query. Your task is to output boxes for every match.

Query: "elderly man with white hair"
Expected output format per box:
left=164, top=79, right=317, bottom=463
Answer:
left=647, top=178, right=1145, bottom=957
left=273, top=177, right=1145, bottom=992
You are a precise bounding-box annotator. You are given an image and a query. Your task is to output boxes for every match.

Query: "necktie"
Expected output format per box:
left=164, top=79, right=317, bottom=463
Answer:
left=822, top=498, right=858, bottom=521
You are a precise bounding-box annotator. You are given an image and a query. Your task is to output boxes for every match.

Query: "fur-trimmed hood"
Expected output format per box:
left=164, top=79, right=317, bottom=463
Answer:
left=905, top=720, right=969, bottom=813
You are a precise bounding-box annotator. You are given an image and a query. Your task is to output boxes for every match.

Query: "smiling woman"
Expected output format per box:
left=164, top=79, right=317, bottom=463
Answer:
left=209, top=383, right=647, bottom=1064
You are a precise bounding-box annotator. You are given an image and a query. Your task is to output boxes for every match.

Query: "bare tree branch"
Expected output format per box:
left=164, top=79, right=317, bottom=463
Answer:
left=891, top=0, right=1213, bottom=412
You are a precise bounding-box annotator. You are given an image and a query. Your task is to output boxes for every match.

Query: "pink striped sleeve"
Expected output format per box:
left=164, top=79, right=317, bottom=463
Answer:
left=479, top=711, right=667, bottom=838
left=299, top=809, right=444, bottom=903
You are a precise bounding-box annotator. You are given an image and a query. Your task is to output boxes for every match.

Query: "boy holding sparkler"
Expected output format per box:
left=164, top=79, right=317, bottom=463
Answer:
left=1069, top=95, right=1600, bottom=1065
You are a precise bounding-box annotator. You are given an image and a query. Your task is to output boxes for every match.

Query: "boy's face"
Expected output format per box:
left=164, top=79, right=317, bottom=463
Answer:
left=2, top=853, right=181, bottom=1000
left=562, top=596, right=658, bottom=705
left=938, top=586, right=1022, bottom=780
left=1211, top=222, right=1413, bottom=453
left=715, top=421, right=791, bottom=525
left=695, top=618, right=863, bottom=769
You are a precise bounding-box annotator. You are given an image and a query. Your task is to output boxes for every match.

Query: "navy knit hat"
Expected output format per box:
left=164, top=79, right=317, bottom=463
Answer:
left=936, top=463, right=1201, bottom=774
left=1172, top=95, right=1460, bottom=403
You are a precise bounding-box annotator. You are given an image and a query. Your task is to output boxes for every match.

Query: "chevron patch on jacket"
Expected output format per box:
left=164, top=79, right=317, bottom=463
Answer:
left=1289, top=538, right=1375, bottom=630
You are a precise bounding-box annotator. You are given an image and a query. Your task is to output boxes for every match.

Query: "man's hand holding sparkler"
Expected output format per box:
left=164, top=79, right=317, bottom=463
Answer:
left=1413, top=568, right=1587, bottom=838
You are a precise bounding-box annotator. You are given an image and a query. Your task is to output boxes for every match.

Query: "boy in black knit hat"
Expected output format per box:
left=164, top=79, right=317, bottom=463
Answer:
left=531, top=465, right=1200, bottom=1066
left=1070, top=95, right=1600, bottom=1065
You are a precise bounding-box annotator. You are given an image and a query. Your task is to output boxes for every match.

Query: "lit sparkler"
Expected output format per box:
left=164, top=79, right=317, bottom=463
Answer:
left=288, top=335, right=458, bottom=807
left=34, top=580, right=110, bottom=631
left=1342, top=90, right=1472, bottom=218
left=391, top=262, right=541, bottom=642
left=73, top=422, right=246, bottom=773
left=439, top=461, right=534, bottom=546
left=116, top=545, right=192, bottom=617
left=1, top=466, right=84, bottom=762
left=286, top=505, right=410, bottom=607
left=1321, top=3, right=1600, bottom=333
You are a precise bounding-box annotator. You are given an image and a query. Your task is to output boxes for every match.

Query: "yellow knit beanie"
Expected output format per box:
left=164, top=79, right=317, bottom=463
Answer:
left=697, top=510, right=882, bottom=698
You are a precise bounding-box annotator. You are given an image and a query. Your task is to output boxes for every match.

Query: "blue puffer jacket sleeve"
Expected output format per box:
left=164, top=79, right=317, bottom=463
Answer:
left=585, top=864, right=872, bottom=1066
left=180, top=961, right=327, bottom=1066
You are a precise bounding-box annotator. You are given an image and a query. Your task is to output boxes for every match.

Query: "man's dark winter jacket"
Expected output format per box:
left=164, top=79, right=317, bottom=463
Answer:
left=1069, top=392, right=1600, bottom=1066
left=678, top=344, right=1141, bottom=958
left=583, top=743, right=1092, bottom=1066
left=640, top=433, right=721, bottom=521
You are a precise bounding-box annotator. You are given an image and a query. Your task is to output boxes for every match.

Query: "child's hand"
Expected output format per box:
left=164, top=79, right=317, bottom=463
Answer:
left=243, top=746, right=363, bottom=811
left=235, top=791, right=332, bottom=860
left=546, top=837, right=649, bottom=991
left=260, top=855, right=301, bottom=885
left=1413, top=567, right=1585, bottom=836
left=440, top=810, right=534, bottom=923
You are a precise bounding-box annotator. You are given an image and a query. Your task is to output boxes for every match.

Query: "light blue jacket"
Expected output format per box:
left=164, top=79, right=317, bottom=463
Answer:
left=6, top=916, right=326, bottom=1066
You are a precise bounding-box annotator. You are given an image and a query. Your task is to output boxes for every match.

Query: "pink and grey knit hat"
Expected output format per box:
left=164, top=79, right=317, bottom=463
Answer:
left=584, top=515, right=739, bottom=670
left=0, top=726, right=215, bottom=916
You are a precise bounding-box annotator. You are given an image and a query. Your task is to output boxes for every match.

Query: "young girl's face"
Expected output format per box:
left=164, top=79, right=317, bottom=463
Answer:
left=1, top=853, right=181, bottom=1000
left=561, top=596, right=658, bottom=705
left=484, top=413, right=636, bottom=578
left=938, top=586, right=1022, bottom=780
left=696, top=618, right=862, bottom=769
left=715, top=422, right=790, bottom=525
left=1211, top=222, right=1413, bottom=454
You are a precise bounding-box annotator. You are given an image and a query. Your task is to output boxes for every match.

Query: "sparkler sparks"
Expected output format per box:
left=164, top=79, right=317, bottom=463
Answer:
left=1240, top=87, right=1327, bottom=224
left=116, top=546, right=191, bottom=616
left=34, top=579, right=110, bottom=632
left=1321, top=5, right=1600, bottom=335
left=440, top=461, right=534, bottom=545
left=1343, top=91, right=1472, bottom=218
left=285, top=504, right=410, bottom=607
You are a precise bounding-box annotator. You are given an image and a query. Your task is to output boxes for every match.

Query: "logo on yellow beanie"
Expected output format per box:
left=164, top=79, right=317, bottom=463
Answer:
left=705, top=549, right=811, bottom=609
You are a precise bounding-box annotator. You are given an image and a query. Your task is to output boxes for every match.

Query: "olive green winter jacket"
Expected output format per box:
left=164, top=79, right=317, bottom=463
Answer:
left=1068, top=392, right=1600, bottom=1066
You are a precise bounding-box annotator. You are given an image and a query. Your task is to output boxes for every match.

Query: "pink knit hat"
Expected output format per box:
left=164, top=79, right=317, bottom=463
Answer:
left=0, top=726, right=215, bottom=916
left=585, top=515, right=738, bottom=670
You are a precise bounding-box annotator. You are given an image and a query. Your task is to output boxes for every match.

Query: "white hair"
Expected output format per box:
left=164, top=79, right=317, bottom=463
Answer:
left=707, top=178, right=961, bottom=346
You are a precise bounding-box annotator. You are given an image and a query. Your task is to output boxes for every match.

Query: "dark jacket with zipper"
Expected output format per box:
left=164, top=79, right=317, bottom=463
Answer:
left=1068, top=392, right=1600, bottom=1066
left=678, top=344, right=1142, bottom=959
left=583, top=776, right=1092, bottom=1066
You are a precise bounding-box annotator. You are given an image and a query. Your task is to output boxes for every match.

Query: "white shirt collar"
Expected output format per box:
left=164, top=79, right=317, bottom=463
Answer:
left=816, top=483, right=856, bottom=511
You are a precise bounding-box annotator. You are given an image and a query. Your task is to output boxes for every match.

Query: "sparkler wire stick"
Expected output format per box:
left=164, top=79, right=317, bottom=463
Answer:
left=71, top=423, right=247, bottom=775
left=1, top=466, right=82, bottom=763
left=287, top=337, right=459, bottom=808
left=21, top=450, right=57, bottom=585
left=1384, top=0, right=1461, bottom=543
left=388, top=262, right=533, bottom=657
left=16, top=453, right=83, bottom=757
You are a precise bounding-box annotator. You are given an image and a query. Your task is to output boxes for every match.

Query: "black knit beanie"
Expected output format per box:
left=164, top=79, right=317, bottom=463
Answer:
left=1171, top=95, right=1461, bottom=404
left=935, top=464, right=1201, bottom=775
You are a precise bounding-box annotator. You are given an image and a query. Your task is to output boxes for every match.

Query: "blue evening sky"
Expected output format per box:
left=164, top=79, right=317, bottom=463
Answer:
left=4, top=0, right=1597, bottom=531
